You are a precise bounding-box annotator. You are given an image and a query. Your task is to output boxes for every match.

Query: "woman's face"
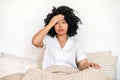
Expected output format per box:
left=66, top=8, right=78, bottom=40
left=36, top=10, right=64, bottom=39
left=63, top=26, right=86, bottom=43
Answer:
left=54, top=19, right=68, bottom=36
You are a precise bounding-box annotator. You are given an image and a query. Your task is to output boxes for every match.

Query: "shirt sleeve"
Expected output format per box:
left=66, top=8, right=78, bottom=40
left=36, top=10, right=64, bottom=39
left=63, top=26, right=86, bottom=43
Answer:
left=76, top=40, right=87, bottom=62
left=43, top=35, right=50, bottom=49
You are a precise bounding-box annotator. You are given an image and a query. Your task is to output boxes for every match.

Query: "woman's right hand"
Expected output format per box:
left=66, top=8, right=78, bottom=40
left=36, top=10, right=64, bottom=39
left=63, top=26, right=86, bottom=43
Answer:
left=48, top=14, right=64, bottom=28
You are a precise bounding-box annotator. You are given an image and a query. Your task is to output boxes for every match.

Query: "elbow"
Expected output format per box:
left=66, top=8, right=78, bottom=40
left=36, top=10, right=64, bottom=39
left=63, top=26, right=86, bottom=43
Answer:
left=32, top=39, right=43, bottom=48
left=32, top=39, right=37, bottom=46
left=32, top=40, right=37, bottom=46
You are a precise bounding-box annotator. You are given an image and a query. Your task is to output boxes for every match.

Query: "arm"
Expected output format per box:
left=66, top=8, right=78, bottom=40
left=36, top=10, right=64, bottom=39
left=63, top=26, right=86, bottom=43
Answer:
left=32, top=14, right=64, bottom=47
left=77, top=59, right=100, bottom=70
left=32, top=24, right=53, bottom=48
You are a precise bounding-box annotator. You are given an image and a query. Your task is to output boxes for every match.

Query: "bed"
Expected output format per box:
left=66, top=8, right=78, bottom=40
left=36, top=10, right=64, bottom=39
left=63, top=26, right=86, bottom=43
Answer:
left=0, top=50, right=118, bottom=80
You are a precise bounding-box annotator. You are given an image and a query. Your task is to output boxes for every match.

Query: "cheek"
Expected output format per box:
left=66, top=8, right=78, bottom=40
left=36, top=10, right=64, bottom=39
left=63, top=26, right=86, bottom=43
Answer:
left=65, top=27, right=68, bottom=32
left=54, top=26, right=59, bottom=31
left=64, top=25, right=68, bottom=31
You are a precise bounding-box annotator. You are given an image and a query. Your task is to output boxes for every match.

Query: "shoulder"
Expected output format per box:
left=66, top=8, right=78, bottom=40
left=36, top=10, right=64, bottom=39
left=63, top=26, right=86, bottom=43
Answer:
left=69, top=35, right=79, bottom=42
left=70, top=35, right=84, bottom=48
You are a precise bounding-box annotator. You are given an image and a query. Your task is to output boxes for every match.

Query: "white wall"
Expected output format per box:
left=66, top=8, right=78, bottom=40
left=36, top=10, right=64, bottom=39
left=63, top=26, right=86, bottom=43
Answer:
left=0, top=0, right=120, bottom=79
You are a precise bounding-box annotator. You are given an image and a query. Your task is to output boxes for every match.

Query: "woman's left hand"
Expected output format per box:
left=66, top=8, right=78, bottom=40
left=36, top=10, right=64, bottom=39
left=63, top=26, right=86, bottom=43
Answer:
left=88, top=62, right=101, bottom=69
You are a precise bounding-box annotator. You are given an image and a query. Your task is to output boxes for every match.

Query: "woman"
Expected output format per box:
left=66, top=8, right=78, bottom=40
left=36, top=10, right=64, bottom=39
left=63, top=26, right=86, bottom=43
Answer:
left=28, top=6, right=109, bottom=80
left=32, top=6, right=100, bottom=70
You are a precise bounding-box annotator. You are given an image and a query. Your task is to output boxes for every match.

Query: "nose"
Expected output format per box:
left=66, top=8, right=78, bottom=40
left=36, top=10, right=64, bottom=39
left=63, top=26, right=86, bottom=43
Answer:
left=58, top=22, right=62, bottom=27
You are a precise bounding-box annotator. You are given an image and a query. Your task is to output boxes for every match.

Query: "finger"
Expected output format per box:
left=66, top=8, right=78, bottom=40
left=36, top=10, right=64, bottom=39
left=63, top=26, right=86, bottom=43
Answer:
left=58, top=15, right=64, bottom=20
left=94, top=63, right=100, bottom=69
left=94, top=64, right=99, bottom=69
left=50, top=14, right=64, bottom=25
left=90, top=63, right=96, bottom=68
left=96, top=64, right=101, bottom=68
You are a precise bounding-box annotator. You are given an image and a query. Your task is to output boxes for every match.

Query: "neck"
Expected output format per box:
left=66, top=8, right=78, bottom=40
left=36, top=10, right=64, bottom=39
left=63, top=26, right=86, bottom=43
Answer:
left=56, top=34, right=68, bottom=41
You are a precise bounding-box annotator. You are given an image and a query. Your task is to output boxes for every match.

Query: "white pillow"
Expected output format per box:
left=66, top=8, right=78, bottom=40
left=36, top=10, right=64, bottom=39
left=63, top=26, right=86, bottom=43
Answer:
left=38, top=49, right=45, bottom=69
left=87, top=54, right=118, bottom=80
left=0, top=57, right=23, bottom=77
left=0, top=53, right=38, bottom=78
left=86, top=50, right=112, bottom=57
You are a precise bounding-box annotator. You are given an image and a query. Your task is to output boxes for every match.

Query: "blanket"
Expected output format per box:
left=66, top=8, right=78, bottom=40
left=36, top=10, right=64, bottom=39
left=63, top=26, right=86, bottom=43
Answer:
left=0, top=65, right=110, bottom=80
left=0, top=73, right=24, bottom=80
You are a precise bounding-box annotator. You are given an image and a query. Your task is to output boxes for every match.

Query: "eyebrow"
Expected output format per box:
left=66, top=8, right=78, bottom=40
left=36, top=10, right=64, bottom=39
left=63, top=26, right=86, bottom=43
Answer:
left=62, top=20, right=66, bottom=21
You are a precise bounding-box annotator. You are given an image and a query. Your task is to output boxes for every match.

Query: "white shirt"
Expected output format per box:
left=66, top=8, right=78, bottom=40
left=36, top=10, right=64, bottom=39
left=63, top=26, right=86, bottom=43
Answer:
left=42, top=35, right=87, bottom=70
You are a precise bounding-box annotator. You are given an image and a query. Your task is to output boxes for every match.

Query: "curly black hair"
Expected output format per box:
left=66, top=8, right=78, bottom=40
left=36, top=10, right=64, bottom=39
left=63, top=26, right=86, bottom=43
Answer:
left=44, top=6, right=82, bottom=37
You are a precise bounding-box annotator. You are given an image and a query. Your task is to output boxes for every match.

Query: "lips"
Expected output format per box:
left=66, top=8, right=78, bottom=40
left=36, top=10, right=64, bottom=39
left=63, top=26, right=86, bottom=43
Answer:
left=58, top=29, right=64, bottom=32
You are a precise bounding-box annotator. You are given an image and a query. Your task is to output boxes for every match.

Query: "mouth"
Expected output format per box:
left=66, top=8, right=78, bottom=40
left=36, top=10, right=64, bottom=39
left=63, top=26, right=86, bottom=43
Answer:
left=58, top=29, right=64, bottom=32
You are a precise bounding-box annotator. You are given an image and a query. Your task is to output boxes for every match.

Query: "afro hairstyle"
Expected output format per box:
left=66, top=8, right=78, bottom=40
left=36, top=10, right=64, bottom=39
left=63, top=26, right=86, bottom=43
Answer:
left=44, top=6, right=82, bottom=37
